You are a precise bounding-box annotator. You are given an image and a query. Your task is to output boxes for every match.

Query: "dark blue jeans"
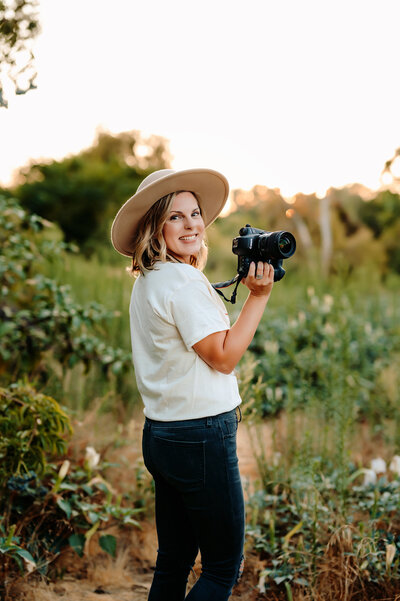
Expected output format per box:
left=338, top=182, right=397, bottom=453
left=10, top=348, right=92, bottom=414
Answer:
left=142, top=408, right=245, bottom=601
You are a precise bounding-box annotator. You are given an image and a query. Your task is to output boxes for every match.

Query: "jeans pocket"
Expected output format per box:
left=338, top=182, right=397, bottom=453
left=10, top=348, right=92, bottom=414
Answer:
left=223, top=417, right=238, bottom=438
left=152, top=435, right=205, bottom=493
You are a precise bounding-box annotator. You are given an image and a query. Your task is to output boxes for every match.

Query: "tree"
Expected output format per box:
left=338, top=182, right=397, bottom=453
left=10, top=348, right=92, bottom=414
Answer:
left=12, top=129, right=171, bottom=251
left=0, top=0, right=40, bottom=108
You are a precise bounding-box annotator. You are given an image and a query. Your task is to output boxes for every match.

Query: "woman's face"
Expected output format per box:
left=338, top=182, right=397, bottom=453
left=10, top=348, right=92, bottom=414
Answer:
left=162, top=191, right=205, bottom=264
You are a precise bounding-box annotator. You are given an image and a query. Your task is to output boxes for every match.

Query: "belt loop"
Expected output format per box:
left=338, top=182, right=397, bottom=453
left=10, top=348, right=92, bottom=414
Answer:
left=236, top=406, right=242, bottom=423
left=206, top=416, right=212, bottom=427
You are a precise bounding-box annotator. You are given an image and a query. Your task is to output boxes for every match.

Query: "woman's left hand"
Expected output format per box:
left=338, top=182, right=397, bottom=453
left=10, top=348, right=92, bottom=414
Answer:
left=241, top=261, right=274, bottom=297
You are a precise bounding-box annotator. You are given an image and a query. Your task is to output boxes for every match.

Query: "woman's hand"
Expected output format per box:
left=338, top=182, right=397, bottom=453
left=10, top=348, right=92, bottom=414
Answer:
left=242, top=261, right=274, bottom=297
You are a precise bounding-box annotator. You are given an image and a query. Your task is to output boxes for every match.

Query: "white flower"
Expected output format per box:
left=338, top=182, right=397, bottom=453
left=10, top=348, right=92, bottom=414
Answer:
left=323, top=322, right=335, bottom=336
left=363, top=469, right=377, bottom=486
left=371, top=457, right=387, bottom=474
left=307, top=287, right=315, bottom=298
left=263, top=340, right=279, bottom=354
left=389, top=455, right=400, bottom=477
left=364, top=322, right=373, bottom=335
left=322, top=294, right=334, bottom=313
left=85, top=446, right=100, bottom=470
left=58, top=460, right=70, bottom=481
left=266, top=387, right=274, bottom=401
left=272, top=452, right=282, bottom=466
left=298, top=311, right=306, bottom=324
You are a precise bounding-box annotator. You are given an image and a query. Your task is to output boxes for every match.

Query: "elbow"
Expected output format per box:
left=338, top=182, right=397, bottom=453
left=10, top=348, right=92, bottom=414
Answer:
left=213, top=359, right=235, bottom=375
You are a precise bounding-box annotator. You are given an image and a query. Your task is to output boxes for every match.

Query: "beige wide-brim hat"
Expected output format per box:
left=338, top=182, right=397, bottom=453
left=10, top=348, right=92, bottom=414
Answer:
left=111, top=168, right=229, bottom=257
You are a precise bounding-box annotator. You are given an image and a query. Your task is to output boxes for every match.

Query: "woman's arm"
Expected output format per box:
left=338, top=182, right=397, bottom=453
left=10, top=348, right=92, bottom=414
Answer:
left=193, top=261, right=274, bottom=374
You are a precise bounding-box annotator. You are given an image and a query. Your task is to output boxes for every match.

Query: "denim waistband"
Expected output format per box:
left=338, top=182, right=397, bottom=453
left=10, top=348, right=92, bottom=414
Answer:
left=145, top=406, right=241, bottom=428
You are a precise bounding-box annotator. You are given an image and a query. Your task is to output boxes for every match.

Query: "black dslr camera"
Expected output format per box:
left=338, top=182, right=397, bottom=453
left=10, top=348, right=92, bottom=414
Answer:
left=212, top=224, right=296, bottom=303
left=232, top=225, right=296, bottom=281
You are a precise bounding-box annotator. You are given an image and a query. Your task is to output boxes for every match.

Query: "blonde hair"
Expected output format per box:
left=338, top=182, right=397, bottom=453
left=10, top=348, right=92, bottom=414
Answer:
left=130, top=191, right=208, bottom=276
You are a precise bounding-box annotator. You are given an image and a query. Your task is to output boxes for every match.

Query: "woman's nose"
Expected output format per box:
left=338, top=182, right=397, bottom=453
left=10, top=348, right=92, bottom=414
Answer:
left=184, top=216, right=195, bottom=228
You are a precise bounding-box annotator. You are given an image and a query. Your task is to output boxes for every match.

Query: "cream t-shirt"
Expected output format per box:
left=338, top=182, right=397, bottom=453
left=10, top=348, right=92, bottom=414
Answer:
left=129, top=262, right=242, bottom=421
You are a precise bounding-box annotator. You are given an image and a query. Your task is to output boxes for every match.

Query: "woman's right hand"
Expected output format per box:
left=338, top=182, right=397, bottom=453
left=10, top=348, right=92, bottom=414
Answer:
left=242, top=261, right=274, bottom=297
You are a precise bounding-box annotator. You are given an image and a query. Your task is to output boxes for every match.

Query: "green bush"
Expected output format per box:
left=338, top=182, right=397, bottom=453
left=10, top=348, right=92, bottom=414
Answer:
left=0, top=195, right=132, bottom=389
left=239, top=286, right=400, bottom=422
left=0, top=383, right=72, bottom=483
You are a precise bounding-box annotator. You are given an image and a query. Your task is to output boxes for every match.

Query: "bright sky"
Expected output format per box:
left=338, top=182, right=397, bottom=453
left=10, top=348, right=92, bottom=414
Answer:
left=1, top=0, right=400, bottom=198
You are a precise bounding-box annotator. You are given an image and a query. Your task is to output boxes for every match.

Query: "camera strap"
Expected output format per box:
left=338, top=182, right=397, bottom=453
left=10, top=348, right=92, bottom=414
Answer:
left=211, top=275, right=242, bottom=304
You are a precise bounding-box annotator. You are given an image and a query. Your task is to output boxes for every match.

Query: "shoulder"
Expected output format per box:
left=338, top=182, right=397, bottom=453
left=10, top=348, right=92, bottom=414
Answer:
left=133, top=262, right=208, bottom=306
left=142, top=262, right=205, bottom=290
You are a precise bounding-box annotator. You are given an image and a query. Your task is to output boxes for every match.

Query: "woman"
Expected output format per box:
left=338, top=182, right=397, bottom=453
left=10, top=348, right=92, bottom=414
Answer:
left=111, top=168, right=274, bottom=601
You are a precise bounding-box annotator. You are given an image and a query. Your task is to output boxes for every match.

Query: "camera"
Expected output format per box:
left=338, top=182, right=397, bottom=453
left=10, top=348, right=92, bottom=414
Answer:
left=232, top=225, right=296, bottom=282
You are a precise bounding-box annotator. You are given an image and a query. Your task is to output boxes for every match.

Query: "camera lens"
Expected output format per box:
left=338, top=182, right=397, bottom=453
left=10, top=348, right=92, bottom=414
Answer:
left=276, top=232, right=296, bottom=257
left=279, top=236, right=292, bottom=253
left=258, top=231, right=296, bottom=259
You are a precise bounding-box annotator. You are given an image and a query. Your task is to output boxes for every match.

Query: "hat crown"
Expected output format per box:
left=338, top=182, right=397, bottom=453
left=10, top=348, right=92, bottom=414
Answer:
left=137, top=169, right=176, bottom=193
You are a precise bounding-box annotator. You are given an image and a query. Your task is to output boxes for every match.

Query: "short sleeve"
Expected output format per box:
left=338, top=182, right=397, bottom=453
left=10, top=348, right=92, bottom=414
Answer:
left=169, top=279, right=229, bottom=350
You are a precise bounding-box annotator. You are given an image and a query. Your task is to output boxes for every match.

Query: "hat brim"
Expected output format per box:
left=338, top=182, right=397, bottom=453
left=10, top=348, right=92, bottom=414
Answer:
left=111, top=168, right=229, bottom=257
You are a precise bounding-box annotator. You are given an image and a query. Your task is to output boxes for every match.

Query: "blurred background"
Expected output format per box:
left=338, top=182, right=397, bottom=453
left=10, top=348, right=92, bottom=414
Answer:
left=1, top=1, right=400, bottom=597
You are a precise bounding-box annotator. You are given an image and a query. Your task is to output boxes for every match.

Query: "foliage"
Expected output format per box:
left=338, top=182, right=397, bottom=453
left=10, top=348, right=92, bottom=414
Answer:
left=12, top=129, right=171, bottom=251
left=246, top=455, right=400, bottom=596
left=0, top=451, right=145, bottom=587
left=238, top=286, right=400, bottom=423
left=0, top=382, right=72, bottom=483
left=0, top=0, right=40, bottom=107
left=0, top=195, right=132, bottom=388
left=358, top=190, right=400, bottom=273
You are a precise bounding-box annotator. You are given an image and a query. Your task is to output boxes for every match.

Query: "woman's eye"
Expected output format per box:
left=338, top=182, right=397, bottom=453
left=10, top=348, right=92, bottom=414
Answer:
left=170, top=214, right=181, bottom=220
left=192, top=211, right=200, bottom=217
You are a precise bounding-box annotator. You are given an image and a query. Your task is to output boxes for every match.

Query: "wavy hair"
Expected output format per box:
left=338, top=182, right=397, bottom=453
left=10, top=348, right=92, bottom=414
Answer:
left=130, top=191, right=208, bottom=276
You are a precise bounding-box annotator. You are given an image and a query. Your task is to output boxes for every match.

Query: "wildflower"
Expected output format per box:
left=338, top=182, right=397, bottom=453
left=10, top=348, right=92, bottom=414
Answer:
left=322, top=294, right=334, bottom=313
left=371, top=457, right=386, bottom=474
left=362, top=469, right=377, bottom=486
left=389, top=455, right=400, bottom=477
left=85, top=446, right=100, bottom=470
left=263, top=340, right=279, bottom=354
left=58, top=460, right=70, bottom=481
left=298, top=311, right=306, bottom=324
left=307, top=286, right=315, bottom=298
left=323, top=322, right=335, bottom=336
left=364, top=322, right=372, bottom=335
left=272, top=452, right=282, bottom=466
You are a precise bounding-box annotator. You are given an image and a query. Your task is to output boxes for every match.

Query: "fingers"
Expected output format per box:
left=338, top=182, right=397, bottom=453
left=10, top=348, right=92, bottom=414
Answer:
left=250, top=261, right=273, bottom=281
left=255, top=261, right=264, bottom=280
left=242, top=262, right=274, bottom=295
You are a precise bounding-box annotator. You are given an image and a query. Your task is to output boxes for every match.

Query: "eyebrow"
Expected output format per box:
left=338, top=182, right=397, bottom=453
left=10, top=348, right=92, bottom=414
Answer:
left=170, top=207, right=200, bottom=214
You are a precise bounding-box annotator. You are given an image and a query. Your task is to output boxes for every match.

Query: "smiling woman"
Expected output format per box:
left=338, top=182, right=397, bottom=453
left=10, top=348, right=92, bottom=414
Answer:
left=110, top=167, right=275, bottom=601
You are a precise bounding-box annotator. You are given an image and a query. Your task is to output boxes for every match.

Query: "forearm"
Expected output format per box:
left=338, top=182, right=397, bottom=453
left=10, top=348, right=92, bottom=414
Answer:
left=193, top=261, right=274, bottom=373
left=220, top=291, right=271, bottom=371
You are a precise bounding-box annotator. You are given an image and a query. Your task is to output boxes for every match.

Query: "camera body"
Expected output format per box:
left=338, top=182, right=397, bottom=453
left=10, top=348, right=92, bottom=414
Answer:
left=232, top=225, right=296, bottom=282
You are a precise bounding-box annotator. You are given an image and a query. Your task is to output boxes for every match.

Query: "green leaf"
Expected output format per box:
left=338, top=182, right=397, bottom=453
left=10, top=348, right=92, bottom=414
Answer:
left=15, top=548, right=36, bottom=564
left=88, top=511, right=100, bottom=524
left=99, top=534, right=116, bottom=558
left=68, top=533, right=85, bottom=557
left=57, top=498, right=72, bottom=519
